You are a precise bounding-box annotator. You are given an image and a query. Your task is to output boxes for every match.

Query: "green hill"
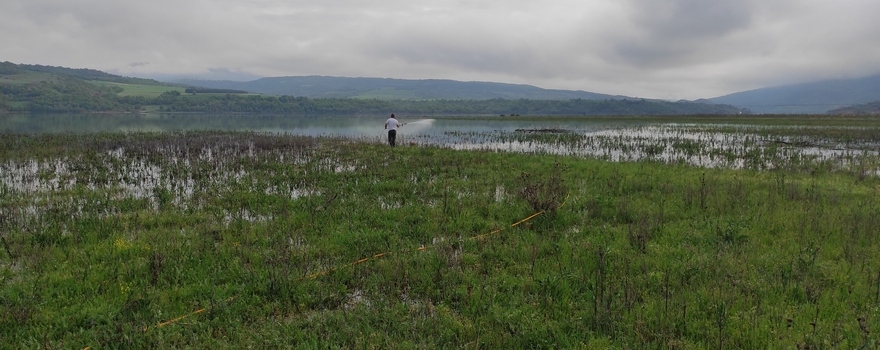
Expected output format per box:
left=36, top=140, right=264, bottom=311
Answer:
left=707, top=74, right=880, bottom=114
left=827, top=101, right=880, bottom=115
left=0, top=62, right=232, bottom=112
left=17, top=63, right=165, bottom=86
left=1, top=62, right=742, bottom=115
left=170, top=76, right=631, bottom=100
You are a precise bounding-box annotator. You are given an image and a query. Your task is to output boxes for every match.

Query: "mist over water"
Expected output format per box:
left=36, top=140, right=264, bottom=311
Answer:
left=401, top=118, right=435, bottom=133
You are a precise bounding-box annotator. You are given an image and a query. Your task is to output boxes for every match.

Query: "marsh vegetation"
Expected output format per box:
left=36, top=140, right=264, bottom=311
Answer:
left=1, top=116, right=880, bottom=348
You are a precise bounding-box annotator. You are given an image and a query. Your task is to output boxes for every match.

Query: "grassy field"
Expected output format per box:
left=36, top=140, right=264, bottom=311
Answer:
left=87, top=81, right=185, bottom=98
left=87, top=81, right=260, bottom=99
left=0, top=70, right=233, bottom=99
left=1, top=130, right=879, bottom=348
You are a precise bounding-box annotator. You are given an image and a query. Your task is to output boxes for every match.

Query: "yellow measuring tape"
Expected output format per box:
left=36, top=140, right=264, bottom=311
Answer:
left=84, top=193, right=570, bottom=349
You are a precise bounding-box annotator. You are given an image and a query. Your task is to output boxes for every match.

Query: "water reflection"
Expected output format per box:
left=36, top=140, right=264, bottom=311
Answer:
left=2, top=114, right=878, bottom=174
left=0, top=113, right=635, bottom=136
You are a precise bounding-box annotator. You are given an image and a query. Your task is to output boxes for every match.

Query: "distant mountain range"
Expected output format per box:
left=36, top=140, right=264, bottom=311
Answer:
left=171, top=74, right=880, bottom=114
left=0, top=62, right=740, bottom=115
left=705, top=74, right=880, bottom=114
left=170, top=76, right=631, bottom=101
left=5, top=60, right=879, bottom=114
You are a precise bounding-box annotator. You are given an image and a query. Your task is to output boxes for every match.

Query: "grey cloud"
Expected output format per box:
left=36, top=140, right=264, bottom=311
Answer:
left=609, top=0, right=759, bottom=68
left=633, top=0, right=755, bottom=39
left=3, top=0, right=880, bottom=100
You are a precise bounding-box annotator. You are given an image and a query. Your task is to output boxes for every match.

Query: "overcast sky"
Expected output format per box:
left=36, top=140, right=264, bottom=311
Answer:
left=3, top=0, right=879, bottom=100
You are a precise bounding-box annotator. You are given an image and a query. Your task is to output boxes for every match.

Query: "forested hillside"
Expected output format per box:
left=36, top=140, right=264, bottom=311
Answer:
left=828, top=101, right=880, bottom=115
left=18, top=63, right=162, bottom=85
left=0, top=61, right=174, bottom=112
left=0, top=69, right=132, bottom=112
left=707, top=74, right=880, bottom=114
left=171, top=76, right=626, bottom=100
left=1, top=62, right=743, bottom=115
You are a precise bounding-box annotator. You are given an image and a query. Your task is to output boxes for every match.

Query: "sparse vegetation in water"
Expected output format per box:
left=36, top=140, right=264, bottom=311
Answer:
left=426, top=120, right=880, bottom=178
left=0, top=129, right=879, bottom=348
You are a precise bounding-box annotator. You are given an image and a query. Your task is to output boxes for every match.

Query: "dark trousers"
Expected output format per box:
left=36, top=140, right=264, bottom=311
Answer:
left=388, top=129, right=397, bottom=146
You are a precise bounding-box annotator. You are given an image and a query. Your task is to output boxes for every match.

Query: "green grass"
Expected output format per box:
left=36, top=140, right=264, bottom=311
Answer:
left=88, top=81, right=185, bottom=98
left=6, top=101, right=27, bottom=109
left=1, top=131, right=879, bottom=348
left=87, top=81, right=259, bottom=98
left=0, top=72, right=56, bottom=84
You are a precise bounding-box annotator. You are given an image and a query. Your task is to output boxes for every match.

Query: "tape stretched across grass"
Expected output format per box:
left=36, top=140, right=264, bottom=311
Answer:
left=304, top=192, right=569, bottom=279
left=84, top=193, right=569, bottom=349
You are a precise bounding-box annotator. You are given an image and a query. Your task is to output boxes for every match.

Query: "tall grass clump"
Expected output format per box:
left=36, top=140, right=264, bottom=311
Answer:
left=517, top=161, right=567, bottom=215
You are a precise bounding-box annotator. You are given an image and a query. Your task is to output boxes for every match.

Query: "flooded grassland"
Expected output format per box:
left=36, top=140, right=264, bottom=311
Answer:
left=2, top=115, right=880, bottom=348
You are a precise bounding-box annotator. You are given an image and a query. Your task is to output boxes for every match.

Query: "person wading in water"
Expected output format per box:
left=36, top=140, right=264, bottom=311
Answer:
left=384, top=113, right=402, bottom=147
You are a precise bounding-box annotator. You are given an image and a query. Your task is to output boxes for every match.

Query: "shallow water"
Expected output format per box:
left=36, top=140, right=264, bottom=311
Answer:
left=0, top=113, right=631, bottom=136
left=2, top=114, right=878, bottom=174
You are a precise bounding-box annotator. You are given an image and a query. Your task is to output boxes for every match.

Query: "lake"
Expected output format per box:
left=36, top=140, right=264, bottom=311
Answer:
left=2, top=113, right=878, bottom=174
